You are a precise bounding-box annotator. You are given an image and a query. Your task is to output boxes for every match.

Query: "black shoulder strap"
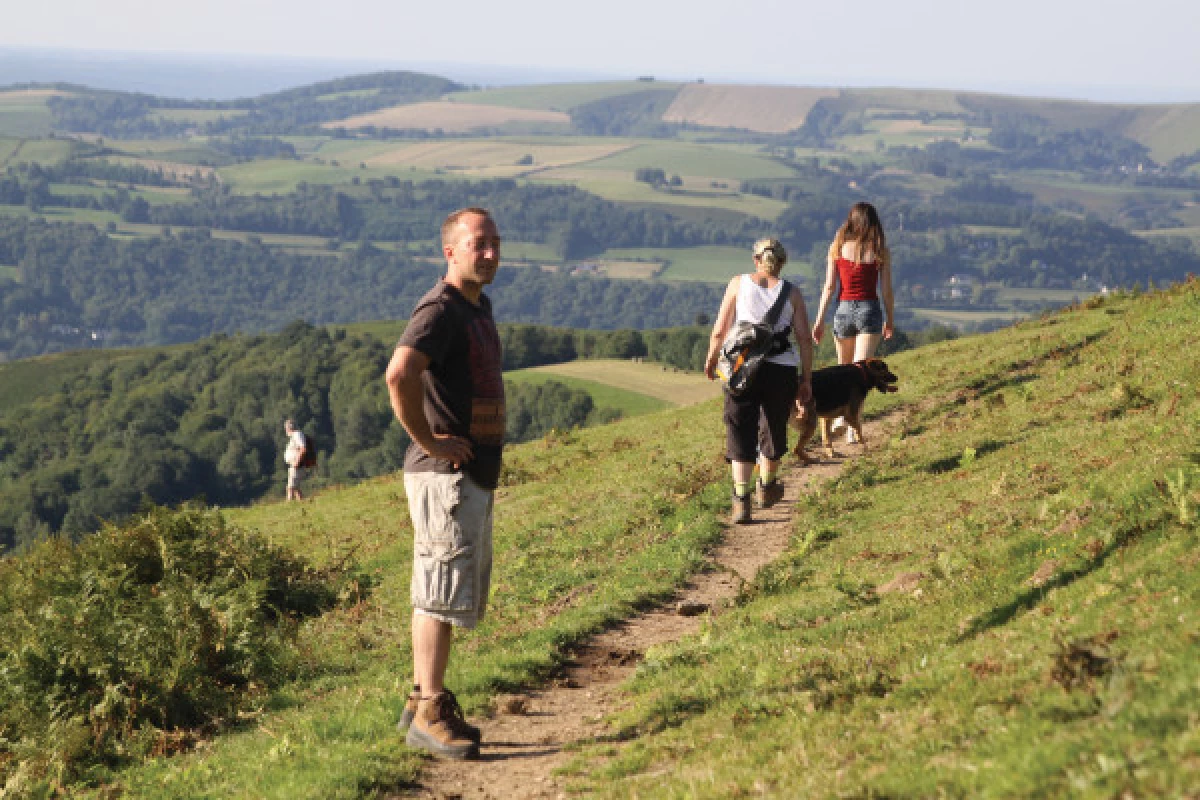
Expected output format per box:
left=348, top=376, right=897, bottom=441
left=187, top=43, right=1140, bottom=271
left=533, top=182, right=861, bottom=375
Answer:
left=763, top=280, right=791, bottom=328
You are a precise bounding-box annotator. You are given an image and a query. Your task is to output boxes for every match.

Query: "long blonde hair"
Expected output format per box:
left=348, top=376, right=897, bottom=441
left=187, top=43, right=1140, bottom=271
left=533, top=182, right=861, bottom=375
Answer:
left=829, top=202, right=890, bottom=268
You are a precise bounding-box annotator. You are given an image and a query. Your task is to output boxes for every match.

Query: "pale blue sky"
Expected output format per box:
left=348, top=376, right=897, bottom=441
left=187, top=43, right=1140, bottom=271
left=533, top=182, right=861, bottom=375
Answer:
left=2, top=0, right=1198, bottom=101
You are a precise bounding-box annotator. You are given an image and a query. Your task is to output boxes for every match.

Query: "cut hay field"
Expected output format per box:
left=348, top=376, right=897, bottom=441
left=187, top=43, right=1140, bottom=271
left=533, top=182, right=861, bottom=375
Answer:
left=517, top=358, right=720, bottom=406
left=662, top=84, right=838, bottom=134
left=446, top=81, right=679, bottom=111
left=325, top=101, right=571, bottom=134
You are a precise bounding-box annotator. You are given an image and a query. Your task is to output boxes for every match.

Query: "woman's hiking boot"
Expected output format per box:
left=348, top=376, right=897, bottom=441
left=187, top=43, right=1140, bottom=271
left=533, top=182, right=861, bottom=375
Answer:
left=731, top=492, right=753, bottom=524
left=398, top=687, right=481, bottom=743
left=757, top=478, right=784, bottom=508
left=404, top=690, right=481, bottom=760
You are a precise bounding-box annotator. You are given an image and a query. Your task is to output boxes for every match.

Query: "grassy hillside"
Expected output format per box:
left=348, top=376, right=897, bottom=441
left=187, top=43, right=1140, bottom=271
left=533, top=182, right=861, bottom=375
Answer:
left=4, top=280, right=1196, bottom=797
left=562, top=279, right=1200, bottom=797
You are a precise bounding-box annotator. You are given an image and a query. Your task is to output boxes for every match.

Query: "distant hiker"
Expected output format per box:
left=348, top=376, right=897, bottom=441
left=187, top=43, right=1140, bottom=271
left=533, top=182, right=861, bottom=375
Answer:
left=283, top=419, right=308, bottom=502
left=811, top=201, right=896, bottom=442
left=385, top=207, right=505, bottom=761
left=705, top=238, right=813, bottom=524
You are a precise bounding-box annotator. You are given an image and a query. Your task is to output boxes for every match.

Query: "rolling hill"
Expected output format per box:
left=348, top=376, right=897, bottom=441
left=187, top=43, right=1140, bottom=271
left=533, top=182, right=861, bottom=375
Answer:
left=2, top=277, right=1195, bottom=797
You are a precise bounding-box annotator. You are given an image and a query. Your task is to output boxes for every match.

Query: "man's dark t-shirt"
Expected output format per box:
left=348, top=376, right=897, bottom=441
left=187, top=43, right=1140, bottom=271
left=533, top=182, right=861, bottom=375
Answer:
left=398, top=280, right=506, bottom=489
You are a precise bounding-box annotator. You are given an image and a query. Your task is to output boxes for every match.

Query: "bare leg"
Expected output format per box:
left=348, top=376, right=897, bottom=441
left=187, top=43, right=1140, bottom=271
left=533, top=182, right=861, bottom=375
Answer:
left=757, top=455, right=781, bottom=481
left=854, top=333, right=882, bottom=362
left=834, top=335, right=856, bottom=365
left=412, top=612, right=454, bottom=695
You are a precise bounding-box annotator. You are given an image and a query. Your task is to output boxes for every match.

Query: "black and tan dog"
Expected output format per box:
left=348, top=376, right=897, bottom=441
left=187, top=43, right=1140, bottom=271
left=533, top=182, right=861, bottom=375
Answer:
left=791, top=358, right=898, bottom=462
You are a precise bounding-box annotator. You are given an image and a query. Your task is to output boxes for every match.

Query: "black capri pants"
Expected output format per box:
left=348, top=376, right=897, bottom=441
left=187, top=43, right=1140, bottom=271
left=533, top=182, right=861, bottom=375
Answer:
left=723, top=361, right=799, bottom=463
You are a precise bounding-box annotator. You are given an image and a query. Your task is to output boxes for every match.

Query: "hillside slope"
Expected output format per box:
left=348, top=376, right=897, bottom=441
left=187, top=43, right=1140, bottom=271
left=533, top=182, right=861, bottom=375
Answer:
left=564, top=279, right=1200, bottom=797
left=2, top=280, right=1195, bottom=797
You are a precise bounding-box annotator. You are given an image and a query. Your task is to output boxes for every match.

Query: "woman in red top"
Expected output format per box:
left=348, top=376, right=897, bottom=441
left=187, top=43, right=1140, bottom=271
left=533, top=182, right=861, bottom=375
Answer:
left=810, top=202, right=895, bottom=441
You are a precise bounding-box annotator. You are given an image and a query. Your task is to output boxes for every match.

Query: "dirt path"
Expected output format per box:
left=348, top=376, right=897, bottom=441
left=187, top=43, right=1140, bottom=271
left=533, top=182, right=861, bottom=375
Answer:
left=398, top=419, right=890, bottom=800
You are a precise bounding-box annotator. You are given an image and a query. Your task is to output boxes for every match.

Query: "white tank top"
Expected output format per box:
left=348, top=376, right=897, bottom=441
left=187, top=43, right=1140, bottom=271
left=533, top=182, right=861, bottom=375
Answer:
left=734, top=274, right=799, bottom=367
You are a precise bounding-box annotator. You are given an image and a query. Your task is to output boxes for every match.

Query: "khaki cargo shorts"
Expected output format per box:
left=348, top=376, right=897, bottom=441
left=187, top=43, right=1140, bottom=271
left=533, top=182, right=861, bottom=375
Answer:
left=404, top=471, right=494, bottom=629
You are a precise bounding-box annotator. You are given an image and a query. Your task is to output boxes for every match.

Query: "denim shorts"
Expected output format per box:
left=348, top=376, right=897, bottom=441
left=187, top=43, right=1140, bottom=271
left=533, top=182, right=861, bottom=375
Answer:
left=404, top=471, right=494, bottom=629
left=833, top=300, right=884, bottom=338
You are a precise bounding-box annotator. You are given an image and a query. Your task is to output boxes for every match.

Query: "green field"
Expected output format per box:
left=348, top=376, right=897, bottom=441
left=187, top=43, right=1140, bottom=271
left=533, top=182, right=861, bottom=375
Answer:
left=571, top=140, right=792, bottom=182
left=0, top=265, right=17, bottom=282
left=0, top=94, right=54, bottom=137
left=218, top=158, right=449, bottom=193
left=912, top=308, right=1028, bottom=328
left=510, top=358, right=718, bottom=407
left=504, top=368, right=671, bottom=417
left=446, top=81, right=681, bottom=111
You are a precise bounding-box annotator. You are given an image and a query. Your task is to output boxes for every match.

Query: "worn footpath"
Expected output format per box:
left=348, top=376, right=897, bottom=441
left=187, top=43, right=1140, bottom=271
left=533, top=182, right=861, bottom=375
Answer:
left=396, top=418, right=889, bottom=800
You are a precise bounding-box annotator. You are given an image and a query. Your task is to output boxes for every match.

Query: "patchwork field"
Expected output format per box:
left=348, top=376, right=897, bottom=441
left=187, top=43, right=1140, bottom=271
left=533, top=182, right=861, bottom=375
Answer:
left=446, top=81, right=679, bottom=111
left=662, top=84, right=839, bottom=134
left=326, top=101, right=571, bottom=133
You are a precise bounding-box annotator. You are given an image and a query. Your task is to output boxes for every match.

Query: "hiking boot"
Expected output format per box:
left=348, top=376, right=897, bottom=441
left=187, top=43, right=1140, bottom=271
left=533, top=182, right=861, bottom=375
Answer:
left=757, top=478, right=784, bottom=508
left=405, top=690, right=480, bottom=760
left=397, top=687, right=481, bottom=743
left=731, top=492, right=752, bottom=524
left=830, top=416, right=847, bottom=435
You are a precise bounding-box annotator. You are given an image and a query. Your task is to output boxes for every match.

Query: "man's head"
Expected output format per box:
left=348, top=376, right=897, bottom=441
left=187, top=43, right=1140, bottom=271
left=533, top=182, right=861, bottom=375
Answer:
left=284, top=419, right=295, bottom=434
left=441, top=207, right=500, bottom=291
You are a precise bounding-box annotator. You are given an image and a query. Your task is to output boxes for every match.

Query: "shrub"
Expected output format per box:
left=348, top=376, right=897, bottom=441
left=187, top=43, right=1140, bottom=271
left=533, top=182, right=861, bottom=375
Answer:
left=0, top=504, right=354, bottom=791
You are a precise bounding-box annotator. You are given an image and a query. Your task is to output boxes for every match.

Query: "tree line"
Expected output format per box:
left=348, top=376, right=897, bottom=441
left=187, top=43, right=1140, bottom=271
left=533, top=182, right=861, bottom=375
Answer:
left=0, top=319, right=727, bottom=551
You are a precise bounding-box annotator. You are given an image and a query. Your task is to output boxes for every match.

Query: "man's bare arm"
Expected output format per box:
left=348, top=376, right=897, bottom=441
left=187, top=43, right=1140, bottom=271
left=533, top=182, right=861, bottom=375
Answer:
left=385, top=345, right=473, bottom=467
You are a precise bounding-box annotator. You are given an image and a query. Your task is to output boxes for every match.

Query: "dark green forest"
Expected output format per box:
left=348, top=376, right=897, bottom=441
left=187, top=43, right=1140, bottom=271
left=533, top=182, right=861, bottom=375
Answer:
left=0, top=320, right=724, bottom=552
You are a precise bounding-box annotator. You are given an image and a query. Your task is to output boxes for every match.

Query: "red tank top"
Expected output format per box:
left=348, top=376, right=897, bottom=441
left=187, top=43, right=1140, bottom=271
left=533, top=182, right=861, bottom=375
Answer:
left=836, top=258, right=879, bottom=301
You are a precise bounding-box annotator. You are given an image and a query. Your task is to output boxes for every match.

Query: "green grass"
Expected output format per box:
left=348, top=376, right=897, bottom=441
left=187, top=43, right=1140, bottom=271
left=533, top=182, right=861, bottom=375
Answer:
left=574, top=141, right=793, bottom=182
left=598, top=245, right=818, bottom=285
left=547, top=174, right=787, bottom=220
left=218, top=159, right=449, bottom=194
left=446, top=82, right=681, bottom=111
left=97, top=402, right=730, bottom=798
left=559, top=281, right=1200, bottom=797
left=0, top=264, right=16, bottom=282
left=504, top=368, right=670, bottom=417
left=911, top=308, right=1028, bottom=328
left=0, top=137, right=74, bottom=165
left=0, top=348, right=147, bottom=406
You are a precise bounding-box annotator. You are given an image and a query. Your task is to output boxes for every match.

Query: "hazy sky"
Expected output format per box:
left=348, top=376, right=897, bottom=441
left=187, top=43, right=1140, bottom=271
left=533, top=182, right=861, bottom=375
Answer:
left=3, top=0, right=1199, bottom=101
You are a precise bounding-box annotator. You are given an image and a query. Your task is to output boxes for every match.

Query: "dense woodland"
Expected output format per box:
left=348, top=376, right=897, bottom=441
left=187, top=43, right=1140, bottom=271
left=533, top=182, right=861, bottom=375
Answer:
left=0, top=320, right=733, bottom=552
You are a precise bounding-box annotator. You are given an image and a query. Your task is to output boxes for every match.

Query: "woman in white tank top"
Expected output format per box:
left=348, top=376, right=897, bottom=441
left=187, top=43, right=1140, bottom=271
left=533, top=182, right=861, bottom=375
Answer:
left=704, top=238, right=814, bottom=524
